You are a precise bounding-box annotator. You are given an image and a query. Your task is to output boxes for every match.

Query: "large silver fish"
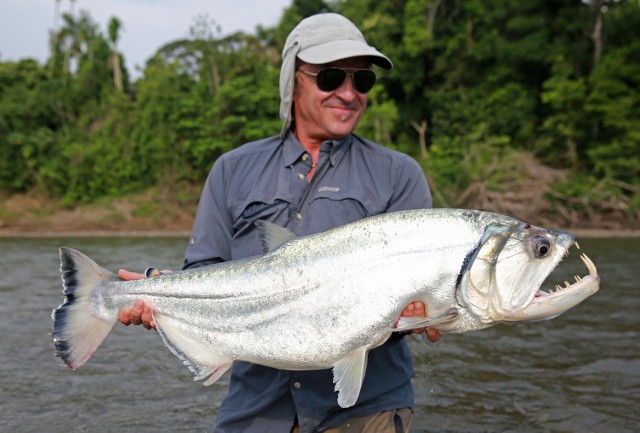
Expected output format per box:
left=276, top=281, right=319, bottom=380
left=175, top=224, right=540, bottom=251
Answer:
left=52, top=208, right=600, bottom=408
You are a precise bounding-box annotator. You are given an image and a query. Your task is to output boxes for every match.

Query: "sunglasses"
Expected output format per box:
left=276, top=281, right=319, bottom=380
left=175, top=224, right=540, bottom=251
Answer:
left=298, top=68, right=377, bottom=94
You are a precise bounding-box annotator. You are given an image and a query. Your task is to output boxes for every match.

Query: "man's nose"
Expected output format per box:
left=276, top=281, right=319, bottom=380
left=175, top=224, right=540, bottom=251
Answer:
left=333, top=76, right=358, bottom=100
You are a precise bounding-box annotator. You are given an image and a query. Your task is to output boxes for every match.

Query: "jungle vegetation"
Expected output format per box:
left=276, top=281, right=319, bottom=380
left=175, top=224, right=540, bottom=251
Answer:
left=1, top=0, right=638, bottom=228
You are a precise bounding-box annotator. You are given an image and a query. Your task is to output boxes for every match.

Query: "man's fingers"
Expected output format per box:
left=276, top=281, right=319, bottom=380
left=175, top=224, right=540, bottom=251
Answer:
left=400, top=302, right=444, bottom=341
left=412, top=302, right=426, bottom=333
left=141, top=305, right=156, bottom=330
left=118, top=300, right=156, bottom=330
left=129, top=300, right=144, bottom=326
left=118, top=269, right=146, bottom=281
left=403, top=302, right=415, bottom=316
left=426, top=327, right=442, bottom=343
left=412, top=301, right=425, bottom=316
left=406, top=301, right=426, bottom=334
left=119, top=307, right=132, bottom=325
left=117, top=268, right=165, bottom=329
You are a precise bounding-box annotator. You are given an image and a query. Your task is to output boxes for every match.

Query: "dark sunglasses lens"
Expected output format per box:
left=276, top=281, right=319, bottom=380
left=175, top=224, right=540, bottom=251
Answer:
left=315, top=68, right=377, bottom=93
left=353, top=70, right=376, bottom=93
left=316, top=69, right=347, bottom=92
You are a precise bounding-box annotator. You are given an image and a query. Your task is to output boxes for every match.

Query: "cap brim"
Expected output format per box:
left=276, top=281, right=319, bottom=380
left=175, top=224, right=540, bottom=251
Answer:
left=298, top=40, right=392, bottom=69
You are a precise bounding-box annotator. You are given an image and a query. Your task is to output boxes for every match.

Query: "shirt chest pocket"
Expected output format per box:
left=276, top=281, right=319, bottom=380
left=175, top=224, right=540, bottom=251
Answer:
left=307, top=189, right=387, bottom=228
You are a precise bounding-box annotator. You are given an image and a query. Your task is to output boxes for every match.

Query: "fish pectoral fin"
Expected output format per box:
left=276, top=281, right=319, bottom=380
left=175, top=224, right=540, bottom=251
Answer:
left=332, top=346, right=368, bottom=408
left=393, top=309, right=459, bottom=332
left=153, top=313, right=232, bottom=386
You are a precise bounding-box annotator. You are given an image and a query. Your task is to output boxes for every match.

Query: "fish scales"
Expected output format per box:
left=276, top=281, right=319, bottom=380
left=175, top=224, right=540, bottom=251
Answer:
left=95, top=211, right=461, bottom=365
left=52, top=208, right=600, bottom=408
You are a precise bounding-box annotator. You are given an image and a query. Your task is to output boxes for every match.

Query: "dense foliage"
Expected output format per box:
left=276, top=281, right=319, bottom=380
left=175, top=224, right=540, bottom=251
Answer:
left=1, top=0, right=638, bottom=225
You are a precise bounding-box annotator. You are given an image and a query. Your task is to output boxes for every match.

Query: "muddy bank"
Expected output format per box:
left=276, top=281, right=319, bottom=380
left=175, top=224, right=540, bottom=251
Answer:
left=1, top=191, right=638, bottom=238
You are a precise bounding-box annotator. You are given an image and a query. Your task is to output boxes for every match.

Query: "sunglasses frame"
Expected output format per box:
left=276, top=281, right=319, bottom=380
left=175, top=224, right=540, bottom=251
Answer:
left=298, top=67, right=377, bottom=94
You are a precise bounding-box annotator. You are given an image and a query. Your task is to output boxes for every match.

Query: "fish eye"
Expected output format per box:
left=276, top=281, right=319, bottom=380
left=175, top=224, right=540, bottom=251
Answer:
left=532, top=237, right=551, bottom=258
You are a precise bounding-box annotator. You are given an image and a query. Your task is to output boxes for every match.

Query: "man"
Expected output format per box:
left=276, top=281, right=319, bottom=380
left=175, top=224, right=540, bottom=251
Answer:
left=119, top=13, right=440, bottom=433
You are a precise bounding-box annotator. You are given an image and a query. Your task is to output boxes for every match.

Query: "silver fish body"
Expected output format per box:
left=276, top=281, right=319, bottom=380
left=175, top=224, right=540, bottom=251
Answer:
left=52, top=208, right=600, bottom=408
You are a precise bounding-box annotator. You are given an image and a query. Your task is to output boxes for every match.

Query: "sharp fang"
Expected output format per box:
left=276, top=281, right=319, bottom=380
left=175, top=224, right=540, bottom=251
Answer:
left=556, top=285, right=562, bottom=291
left=576, top=241, right=581, bottom=250
left=580, top=253, right=598, bottom=276
left=564, top=281, right=571, bottom=288
left=575, top=275, right=582, bottom=282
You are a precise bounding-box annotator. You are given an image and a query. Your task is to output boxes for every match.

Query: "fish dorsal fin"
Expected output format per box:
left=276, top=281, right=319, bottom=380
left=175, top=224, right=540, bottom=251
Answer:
left=255, top=220, right=296, bottom=253
left=332, top=346, right=368, bottom=408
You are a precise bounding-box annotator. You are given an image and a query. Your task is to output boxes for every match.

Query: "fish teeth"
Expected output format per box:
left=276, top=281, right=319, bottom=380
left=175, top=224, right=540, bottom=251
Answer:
left=549, top=261, right=591, bottom=296
left=580, top=253, right=598, bottom=276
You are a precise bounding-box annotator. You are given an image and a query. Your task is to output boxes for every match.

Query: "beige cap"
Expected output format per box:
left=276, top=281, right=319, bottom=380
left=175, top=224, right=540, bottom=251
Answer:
left=279, top=13, right=392, bottom=136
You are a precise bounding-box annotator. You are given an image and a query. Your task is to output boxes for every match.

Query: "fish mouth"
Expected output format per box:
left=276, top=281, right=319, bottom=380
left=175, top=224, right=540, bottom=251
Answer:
left=514, top=246, right=600, bottom=322
left=535, top=251, right=598, bottom=297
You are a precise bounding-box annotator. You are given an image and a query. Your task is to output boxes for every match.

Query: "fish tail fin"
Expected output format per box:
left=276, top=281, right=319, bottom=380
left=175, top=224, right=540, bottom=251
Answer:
left=52, top=247, right=117, bottom=369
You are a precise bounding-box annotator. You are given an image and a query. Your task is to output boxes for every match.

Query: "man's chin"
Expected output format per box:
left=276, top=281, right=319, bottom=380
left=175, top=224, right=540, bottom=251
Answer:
left=327, top=121, right=360, bottom=138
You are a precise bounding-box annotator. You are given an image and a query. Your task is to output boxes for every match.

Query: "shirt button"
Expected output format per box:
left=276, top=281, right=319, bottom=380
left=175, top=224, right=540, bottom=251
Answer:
left=293, top=381, right=301, bottom=389
left=302, top=154, right=309, bottom=161
left=298, top=173, right=304, bottom=180
left=296, top=213, right=302, bottom=220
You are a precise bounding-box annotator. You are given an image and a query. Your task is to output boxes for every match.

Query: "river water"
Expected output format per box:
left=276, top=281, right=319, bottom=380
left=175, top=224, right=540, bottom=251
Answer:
left=0, top=236, right=637, bottom=432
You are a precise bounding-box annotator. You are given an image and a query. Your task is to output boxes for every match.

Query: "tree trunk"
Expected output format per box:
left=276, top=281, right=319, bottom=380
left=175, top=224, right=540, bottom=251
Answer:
left=426, top=0, right=443, bottom=38
left=112, top=52, right=123, bottom=92
left=411, top=119, right=429, bottom=159
left=591, top=0, right=605, bottom=69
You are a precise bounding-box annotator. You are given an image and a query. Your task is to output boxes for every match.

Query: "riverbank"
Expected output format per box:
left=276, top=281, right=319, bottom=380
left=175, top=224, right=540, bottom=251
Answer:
left=4, top=228, right=639, bottom=239
left=1, top=191, right=639, bottom=238
left=0, top=191, right=197, bottom=237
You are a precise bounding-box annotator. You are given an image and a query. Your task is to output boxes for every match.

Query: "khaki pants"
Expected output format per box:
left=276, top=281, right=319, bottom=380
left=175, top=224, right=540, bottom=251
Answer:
left=291, top=408, right=413, bottom=433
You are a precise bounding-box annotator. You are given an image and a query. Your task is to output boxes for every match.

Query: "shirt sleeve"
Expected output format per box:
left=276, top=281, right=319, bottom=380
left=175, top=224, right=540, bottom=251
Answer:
left=386, top=154, right=432, bottom=212
left=183, top=158, right=234, bottom=269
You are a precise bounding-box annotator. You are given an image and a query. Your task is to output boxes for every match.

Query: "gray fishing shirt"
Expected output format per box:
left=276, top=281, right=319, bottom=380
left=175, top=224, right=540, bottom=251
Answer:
left=184, top=132, right=432, bottom=433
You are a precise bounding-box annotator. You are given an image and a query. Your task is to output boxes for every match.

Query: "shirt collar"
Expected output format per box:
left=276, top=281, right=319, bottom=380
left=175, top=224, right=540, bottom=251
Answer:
left=282, top=131, right=351, bottom=167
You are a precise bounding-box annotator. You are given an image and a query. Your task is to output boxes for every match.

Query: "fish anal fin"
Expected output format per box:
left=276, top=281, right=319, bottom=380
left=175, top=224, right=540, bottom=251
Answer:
left=255, top=220, right=296, bottom=253
left=153, top=313, right=232, bottom=385
left=332, top=346, right=368, bottom=408
left=393, top=309, right=459, bottom=332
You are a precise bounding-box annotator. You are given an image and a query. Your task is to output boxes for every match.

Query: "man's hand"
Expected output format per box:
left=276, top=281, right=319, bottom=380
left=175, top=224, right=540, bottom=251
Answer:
left=400, top=301, right=442, bottom=343
left=117, top=269, right=156, bottom=330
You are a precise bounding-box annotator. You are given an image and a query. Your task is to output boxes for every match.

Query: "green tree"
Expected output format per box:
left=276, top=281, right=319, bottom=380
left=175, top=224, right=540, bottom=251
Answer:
left=540, top=56, right=588, bottom=169
left=586, top=40, right=640, bottom=186
left=0, top=59, right=60, bottom=191
left=1, top=2, right=638, bottom=223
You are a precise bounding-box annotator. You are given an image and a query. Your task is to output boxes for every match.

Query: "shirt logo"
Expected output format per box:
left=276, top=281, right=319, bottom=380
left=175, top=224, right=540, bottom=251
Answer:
left=318, top=186, right=340, bottom=193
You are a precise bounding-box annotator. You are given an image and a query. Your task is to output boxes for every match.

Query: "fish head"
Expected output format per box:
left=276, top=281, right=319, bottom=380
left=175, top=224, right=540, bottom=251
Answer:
left=456, top=221, right=600, bottom=327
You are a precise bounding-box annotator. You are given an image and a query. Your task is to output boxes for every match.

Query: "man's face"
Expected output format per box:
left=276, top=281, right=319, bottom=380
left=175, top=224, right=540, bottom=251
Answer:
left=293, top=57, right=371, bottom=143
